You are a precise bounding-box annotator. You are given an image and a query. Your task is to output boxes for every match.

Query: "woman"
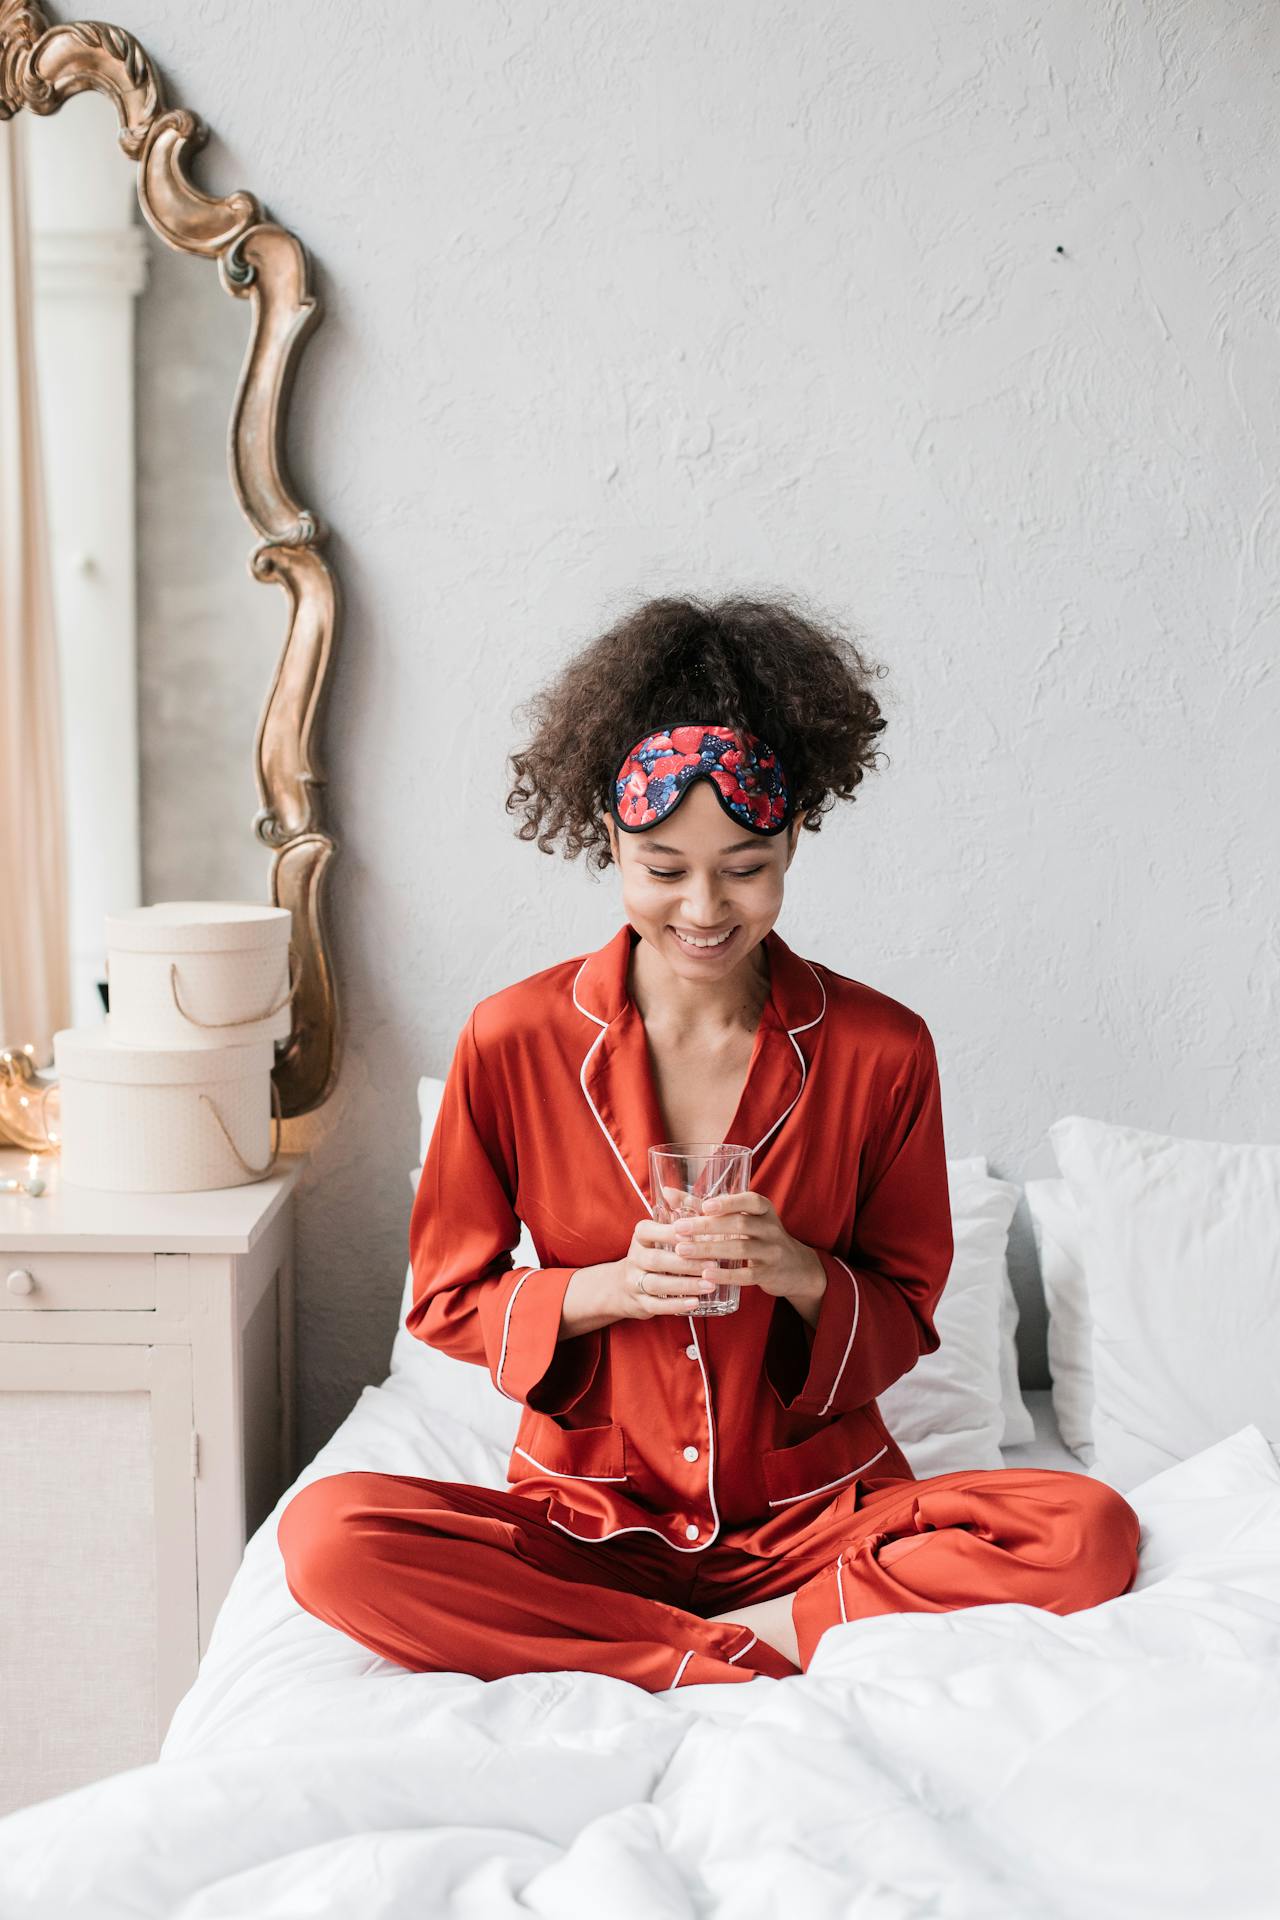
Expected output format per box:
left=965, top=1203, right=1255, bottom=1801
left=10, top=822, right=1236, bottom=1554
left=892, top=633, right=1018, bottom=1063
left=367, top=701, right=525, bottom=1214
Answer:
left=277, top=594, right=1140, bottom=1691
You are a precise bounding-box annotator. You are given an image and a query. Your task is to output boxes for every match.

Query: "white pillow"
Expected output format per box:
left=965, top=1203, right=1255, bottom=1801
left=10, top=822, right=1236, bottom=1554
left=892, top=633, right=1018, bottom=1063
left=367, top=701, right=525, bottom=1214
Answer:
left=415, top=1073, right=448, bottom=1172
left=387, top=1077, right=526, bottom=1454
left=391, top=1077, right=1032, bottom=1470
left=1124, top=1423, right=1280, bottom=1595
left=878, top=1162, right=1022, bottom=1474
left=947, top=1154, right=1037, bottom=1448
left=1024, top=1176, right=1095, bottom=1463
left=1047, top=1114, right=1280, bottom=1492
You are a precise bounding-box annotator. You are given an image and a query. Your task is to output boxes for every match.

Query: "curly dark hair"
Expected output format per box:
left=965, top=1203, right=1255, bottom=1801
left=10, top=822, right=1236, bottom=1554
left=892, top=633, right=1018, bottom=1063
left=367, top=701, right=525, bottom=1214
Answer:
left=505, top=592, right=891, bottom=871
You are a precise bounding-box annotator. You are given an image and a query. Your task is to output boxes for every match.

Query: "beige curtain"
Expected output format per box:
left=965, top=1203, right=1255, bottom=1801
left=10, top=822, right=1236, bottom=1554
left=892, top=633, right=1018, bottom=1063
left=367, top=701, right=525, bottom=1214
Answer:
left=0, top=114, right=70, bottom=1063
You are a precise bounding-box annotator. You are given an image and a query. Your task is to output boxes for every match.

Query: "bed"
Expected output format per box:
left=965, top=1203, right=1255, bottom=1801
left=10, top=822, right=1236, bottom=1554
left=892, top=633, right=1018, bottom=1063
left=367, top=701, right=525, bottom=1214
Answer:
left=2, top=1360, right=1280, bottom=1918
left=5, top=1100, right=1280, bottom=1918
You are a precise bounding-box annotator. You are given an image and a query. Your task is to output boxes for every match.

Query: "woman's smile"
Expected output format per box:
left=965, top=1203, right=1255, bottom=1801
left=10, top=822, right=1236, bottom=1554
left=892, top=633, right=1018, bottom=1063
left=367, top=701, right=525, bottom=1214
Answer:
left=669, top=925, right=739, bottom=954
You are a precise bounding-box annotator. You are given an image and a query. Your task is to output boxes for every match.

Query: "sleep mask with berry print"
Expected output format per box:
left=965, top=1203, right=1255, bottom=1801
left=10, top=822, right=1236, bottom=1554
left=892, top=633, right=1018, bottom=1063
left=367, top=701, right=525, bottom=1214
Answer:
left=610, top=723, right=794, bottom=836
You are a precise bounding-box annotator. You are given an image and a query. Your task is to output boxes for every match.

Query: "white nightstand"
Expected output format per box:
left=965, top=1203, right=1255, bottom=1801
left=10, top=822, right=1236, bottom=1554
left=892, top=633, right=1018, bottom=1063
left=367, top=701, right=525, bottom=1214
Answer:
left=0, top=1145, right=304, bottom=1817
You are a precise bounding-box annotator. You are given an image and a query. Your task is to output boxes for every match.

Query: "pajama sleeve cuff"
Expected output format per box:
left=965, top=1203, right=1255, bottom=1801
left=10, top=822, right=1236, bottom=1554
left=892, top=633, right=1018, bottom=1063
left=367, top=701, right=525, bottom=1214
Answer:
left=487, top=1264, right=603, bottom=1414
left=765, top=1252, right=860, bottom=1418
left=766, top=1017, right=954, bottom=1418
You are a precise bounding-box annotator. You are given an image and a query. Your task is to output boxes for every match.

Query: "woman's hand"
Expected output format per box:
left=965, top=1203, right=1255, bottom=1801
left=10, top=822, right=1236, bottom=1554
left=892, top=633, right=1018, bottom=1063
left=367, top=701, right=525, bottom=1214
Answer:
left=560, top=1196, right=829, bottom=1336
left=558, top=1221, right=722, bottom=1337
left=664, top=1188, right=828, bottom=1321
left=613, top=1215, right=728, bottom=1320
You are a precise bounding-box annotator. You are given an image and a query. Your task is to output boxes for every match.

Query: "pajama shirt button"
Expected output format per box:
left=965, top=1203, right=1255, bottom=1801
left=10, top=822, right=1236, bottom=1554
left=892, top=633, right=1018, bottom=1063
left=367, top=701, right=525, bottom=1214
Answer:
left=682, top=1445, right=699, bottom=1462
left=685, top=1524, right=700, bottom=1540
left=685, top=1343, right=698, bottom=1359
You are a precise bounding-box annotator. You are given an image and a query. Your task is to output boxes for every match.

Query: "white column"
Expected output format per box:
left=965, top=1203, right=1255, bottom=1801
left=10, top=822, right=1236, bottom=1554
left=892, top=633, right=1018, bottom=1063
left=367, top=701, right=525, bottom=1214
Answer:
left=27, top=95, right=147, bottom=1029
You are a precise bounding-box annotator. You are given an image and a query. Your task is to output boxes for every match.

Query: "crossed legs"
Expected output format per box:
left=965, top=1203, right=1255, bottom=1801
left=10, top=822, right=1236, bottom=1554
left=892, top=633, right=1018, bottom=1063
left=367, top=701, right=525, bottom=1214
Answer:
left=705, top=1466, right=1141, bottom=1669
left=277, top=1464, right=1141, bottom=1690
left=276, top=1470, right=798, bottom=1693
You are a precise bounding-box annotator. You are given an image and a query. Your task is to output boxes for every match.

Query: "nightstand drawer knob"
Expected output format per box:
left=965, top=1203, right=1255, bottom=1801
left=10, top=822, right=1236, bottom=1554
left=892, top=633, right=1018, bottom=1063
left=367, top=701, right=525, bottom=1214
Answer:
left=6, top=1268, right=35, bottom=1296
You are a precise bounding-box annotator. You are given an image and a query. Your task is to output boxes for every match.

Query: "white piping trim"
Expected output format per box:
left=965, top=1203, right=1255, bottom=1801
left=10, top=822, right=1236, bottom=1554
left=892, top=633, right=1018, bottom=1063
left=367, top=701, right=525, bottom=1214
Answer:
left=548, top=1513, right=715, bottom=1553
left=511, top=1444, right=626, bottom=1483
left=751, top=1026, right=807, bottom=1158
left=571, top=971, right=722, bottom=1551
left=571, top=956, right=609, bottom=1029
left=685, top=1313, right=723, bottom=1543
left=576, top=1009, right=654, bottom=1219
left=540, top=1326, right=723, bottom=1552
left=726, top=1631, right=756, bottom=1664
left=817, top=1254, right=861, bottom=1417
left=750, top=958, right=827, bottom=1158
left=792, top=959, right=827, bottom=1034
left=671, top=1650, right=694, bottom=1687
left=835, top=1551, right=848, bottom=1624
left=495, top=1269, right=540, bottom=1403
left=765, top=1444, right=888, bottom=1508
left=540, top=1321, right=725, bottom=1551
left=562, top=947, right=832, bottom=1554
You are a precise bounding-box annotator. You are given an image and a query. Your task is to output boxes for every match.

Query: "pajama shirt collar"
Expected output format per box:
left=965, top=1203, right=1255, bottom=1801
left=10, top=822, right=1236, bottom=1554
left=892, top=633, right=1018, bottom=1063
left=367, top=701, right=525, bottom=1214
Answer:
left=572, top=923, right=828, bottom=1213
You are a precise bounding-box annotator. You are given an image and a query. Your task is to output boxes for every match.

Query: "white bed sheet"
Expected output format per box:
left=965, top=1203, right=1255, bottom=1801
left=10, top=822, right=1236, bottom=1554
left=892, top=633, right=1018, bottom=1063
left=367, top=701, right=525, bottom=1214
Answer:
left=4, top=1376, right=1280, bottom=1919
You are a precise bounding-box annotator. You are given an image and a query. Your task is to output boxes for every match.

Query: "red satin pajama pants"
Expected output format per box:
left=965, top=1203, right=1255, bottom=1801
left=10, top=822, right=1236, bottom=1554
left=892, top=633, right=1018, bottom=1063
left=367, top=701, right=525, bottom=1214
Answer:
left=276, top=1464, right=1141, bottom=1693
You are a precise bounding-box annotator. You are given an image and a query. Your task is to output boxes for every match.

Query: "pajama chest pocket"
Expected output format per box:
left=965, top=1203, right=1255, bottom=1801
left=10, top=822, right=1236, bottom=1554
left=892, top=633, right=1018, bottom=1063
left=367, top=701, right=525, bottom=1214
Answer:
left=762, top=1409, right=890, bottom=1509
left=508, top=1410, right=629, bottom=1485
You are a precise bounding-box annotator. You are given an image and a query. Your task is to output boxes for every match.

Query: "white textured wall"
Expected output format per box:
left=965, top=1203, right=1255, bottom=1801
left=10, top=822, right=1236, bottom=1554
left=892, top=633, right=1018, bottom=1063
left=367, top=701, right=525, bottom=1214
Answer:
left=103, top=0, right=1279, bottom=1460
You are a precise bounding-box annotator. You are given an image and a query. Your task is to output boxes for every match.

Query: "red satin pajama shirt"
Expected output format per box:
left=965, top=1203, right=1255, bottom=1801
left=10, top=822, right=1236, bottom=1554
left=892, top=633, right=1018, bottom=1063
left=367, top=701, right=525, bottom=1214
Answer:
left=278, top=923, right=1140, bottom=1690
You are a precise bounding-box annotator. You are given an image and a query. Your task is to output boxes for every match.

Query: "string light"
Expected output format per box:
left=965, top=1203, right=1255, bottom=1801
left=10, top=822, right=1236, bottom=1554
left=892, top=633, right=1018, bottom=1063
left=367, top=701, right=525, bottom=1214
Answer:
left=0, top=1152, right=46, bottom=1197
left=0, top=1039, right=59, bottom=1155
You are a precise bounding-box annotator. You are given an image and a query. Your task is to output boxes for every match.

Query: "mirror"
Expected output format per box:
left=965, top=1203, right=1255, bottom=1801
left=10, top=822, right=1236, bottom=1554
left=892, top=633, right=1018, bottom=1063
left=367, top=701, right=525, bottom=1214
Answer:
left=0, top=5, right=341, bottom=1117
left=25, top=89, right=277, bottom=1021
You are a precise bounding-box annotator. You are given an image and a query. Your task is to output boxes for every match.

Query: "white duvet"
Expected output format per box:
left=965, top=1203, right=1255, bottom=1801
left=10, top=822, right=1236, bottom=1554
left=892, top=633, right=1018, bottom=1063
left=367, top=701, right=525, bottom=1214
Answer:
left=4, top=1374, right=1280, bottom=1920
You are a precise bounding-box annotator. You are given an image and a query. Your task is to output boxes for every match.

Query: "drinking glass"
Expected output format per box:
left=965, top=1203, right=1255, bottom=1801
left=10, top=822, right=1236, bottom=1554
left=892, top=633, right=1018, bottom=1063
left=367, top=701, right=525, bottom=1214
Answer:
left=648, top=1142, right=753, bottom=1317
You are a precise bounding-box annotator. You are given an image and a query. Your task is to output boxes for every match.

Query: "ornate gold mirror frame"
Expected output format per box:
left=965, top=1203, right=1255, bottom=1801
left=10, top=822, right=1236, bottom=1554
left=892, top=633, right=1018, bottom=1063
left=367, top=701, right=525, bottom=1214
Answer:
left=1, top=0, right=340, bottom=1117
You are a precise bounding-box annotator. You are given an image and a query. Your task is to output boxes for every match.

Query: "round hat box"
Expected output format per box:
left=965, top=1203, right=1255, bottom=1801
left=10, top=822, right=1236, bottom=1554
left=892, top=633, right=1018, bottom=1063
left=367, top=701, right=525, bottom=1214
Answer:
left=105, top=901, right=294, bottom=1050
left=52, top=1025, right=277, bottom=1192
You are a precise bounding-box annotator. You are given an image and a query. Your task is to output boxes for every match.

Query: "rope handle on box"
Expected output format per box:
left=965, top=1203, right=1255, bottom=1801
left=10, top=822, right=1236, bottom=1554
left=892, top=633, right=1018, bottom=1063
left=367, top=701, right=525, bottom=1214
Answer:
left=197, top=1073, right=282, bottom=1178
left=102, top=944, right=300, bottom=1029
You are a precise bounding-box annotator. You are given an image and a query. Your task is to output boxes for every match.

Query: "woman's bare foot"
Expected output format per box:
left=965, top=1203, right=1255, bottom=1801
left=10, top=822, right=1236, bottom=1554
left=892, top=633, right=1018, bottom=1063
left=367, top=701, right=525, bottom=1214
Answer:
left=706, top=1591, right=801, bottom=1667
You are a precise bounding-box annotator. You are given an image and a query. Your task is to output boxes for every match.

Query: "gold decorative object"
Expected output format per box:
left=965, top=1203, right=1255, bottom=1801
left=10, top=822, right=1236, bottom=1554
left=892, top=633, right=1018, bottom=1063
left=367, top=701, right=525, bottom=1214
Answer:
left=0, top=1, right=341, bottom=1116
left=0, top=1044, right=59, bottom=1152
